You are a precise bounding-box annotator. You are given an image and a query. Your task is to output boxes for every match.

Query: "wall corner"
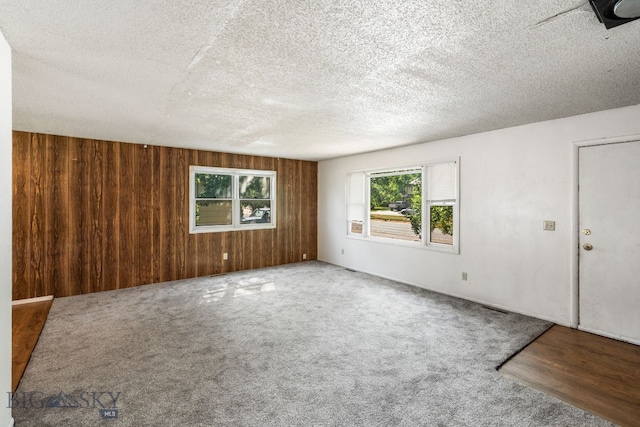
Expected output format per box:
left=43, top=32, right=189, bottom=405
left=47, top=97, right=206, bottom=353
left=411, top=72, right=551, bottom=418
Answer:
left=0, top=29, right=13, bottom=427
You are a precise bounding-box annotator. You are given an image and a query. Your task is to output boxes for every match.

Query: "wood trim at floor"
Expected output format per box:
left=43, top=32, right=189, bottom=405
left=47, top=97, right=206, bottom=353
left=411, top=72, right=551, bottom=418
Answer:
left=12, top=295, right=54, bottom=306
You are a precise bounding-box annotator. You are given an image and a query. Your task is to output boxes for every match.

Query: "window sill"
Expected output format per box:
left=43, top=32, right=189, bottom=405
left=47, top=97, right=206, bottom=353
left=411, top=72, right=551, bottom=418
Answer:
left=190, top=224, right=276, bottom=234
left=346, top=234, right=459, bottom=254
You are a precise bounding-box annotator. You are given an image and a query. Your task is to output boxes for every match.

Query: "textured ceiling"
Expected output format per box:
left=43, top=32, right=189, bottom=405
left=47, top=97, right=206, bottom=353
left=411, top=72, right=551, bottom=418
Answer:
left=1, top=0, right=639, bottom=161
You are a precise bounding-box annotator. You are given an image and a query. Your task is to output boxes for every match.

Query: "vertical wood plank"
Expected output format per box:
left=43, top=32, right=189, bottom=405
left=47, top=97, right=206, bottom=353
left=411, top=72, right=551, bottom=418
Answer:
left=12, top=132, right=31, bottom=300
left=157, top=146, right=167, bottom=281
left=29, top=133, right=46, bottom=298
left=297, top=159, right=304, bottom=262
left=68, top=138, right=91, bottom=296
left=90, top=140, right=105, bottom=294
left=118, top=142, right=136, bottom=289
left=158, top=147, right=178, bottom=282
left=309, top=161, right=318, bottom=260
left=224, top=230, right=233, bottom=274
left=295, top=160, right=304, bottom=263
left=102, top=142, right=120, bottom=290
left=44, top=135, right=69, bottom=297
left=151, top=145, right=161, bottom=283
left=277, top=157, right=295, bottom=265
left=136, top=144, right=154, bottom=286
left=304, top=160, right=317, bottom=260
left=175, top=148, right=187, bottom=278
left=293, top=160, right=302, bottom=262
left=168, top=147, right=178, bottom=281
left=301, top=160, right=315, bottom=261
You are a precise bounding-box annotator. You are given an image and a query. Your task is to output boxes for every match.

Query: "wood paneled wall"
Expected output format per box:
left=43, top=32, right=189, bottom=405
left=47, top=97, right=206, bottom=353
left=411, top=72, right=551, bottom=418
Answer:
left=12, top=131, right=318, bottom=299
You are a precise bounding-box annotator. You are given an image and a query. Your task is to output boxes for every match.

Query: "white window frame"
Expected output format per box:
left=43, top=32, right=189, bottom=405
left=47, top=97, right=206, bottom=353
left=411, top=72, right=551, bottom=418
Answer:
left=346, top=158, right=459, bottom=254
left=189, top=166, right=277, bottom=234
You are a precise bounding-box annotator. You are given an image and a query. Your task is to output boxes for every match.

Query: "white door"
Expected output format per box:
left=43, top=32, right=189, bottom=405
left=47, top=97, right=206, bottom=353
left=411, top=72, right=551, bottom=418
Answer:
left=579, top=140, right=640, bottom=345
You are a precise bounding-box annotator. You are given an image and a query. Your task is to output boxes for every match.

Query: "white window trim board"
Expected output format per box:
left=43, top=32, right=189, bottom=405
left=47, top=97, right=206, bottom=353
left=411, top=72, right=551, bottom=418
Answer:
left=189, top=165, right=277, bottom=234
left=345, top=157, right=460, bottom=254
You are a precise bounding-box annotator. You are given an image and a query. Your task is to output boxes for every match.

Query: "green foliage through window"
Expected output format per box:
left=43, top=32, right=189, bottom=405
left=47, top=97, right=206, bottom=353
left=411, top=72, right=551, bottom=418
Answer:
left=370, top=173, right=420, bottom=210
left=190, top=167, right=276, bottom=232
left=195, top=174, right=231, bottom=198
left=431, top=206, right=453, bottom=235
left=369, top=172, right=421, bottom=242
left=369, top=172, right=453, bottom=241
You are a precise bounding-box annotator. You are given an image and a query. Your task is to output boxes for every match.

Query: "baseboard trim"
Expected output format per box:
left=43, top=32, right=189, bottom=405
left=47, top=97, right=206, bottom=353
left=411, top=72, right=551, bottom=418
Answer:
left=324, top=261, right=569, bottom=326
left=12, top=295, right=54, bottom=306
left=7, top=417, right=15, bottom=427
left=578, top=325, right=640, bottom=346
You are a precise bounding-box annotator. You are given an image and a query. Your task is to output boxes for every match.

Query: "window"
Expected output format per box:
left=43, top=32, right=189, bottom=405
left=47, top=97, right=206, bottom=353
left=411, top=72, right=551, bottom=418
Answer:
left=346, top=159, right=459, bottom=253
left=369, top=168, right=422, bottom=242
left=346, top=172, right=365, bottom=236
left=190, top=166, right=276, bottom=233
left=425, top=162, right=457, bottom=247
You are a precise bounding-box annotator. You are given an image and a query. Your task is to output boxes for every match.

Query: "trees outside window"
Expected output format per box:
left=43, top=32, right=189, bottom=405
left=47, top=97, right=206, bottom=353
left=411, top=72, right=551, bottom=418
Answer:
left=346, top=160, right=458, bottom=252
left=190, top=166, right=276, bottom=233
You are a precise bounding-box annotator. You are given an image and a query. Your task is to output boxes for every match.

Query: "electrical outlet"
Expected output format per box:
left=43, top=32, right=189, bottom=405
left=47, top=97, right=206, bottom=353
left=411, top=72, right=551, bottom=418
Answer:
left=543, top=220, right=556, bottom=231
left=462, top=272, right=468, bottom=281
left=303, top=253, right=307, bottom=260
left=223, top=252, right=228, bottom=260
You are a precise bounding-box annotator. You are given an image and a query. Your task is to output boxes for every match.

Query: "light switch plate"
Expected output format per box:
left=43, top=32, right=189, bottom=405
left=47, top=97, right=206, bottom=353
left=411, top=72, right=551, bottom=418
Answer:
left=543, top=220, right=556, bottom=231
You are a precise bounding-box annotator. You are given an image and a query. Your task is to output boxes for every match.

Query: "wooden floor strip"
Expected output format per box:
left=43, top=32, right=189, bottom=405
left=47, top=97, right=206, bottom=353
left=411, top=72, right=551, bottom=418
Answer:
left=12, top=298, right=53, bottom=392
left=499, top=325, right=640, bottom=427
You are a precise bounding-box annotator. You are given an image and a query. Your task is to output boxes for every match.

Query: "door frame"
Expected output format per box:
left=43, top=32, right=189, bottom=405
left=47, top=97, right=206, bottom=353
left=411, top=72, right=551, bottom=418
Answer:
left=571, top=132, right=640, bottom=329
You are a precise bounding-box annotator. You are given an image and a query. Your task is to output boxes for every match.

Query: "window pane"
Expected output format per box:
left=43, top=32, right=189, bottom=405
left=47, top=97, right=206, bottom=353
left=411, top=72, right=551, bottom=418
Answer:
left=195, top=174, right=232, bottom=198
left=347, top=172, right=365, bottom=235
left=369, top=172, right=421, bottom=242
left=239, top=175, right=270, bottom=199
left=430, top=205, right=453, bottom=245
left=240, top=201, right=272, bottom=225
left=196, top=200, right=232, bottom=226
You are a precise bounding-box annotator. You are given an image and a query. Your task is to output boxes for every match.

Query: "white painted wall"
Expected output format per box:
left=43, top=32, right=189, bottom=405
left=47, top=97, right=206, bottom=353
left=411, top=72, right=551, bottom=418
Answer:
left=318, top=104, right=640, bottom=325
left=0, top=31, right=13, bottom=427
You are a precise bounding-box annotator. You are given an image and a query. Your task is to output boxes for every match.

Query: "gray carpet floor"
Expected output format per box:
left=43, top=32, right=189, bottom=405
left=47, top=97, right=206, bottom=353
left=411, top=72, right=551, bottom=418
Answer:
left=13, top=261, right=613, bottom=426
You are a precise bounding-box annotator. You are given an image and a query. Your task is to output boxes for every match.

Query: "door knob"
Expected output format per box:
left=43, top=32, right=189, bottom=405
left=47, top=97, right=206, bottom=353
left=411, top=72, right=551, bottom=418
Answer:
left=583, top=243, right=593, bottom=251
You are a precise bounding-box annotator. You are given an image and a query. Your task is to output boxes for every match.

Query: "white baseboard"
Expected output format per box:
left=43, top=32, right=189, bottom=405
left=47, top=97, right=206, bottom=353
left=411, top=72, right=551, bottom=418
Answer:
left=325, top=260, right=569, bottom=326
left=578, top=325, right=640, bottom=346
left=12, top=295, right=54, bottom=306
left=7, top=417, right=14, bottom=427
